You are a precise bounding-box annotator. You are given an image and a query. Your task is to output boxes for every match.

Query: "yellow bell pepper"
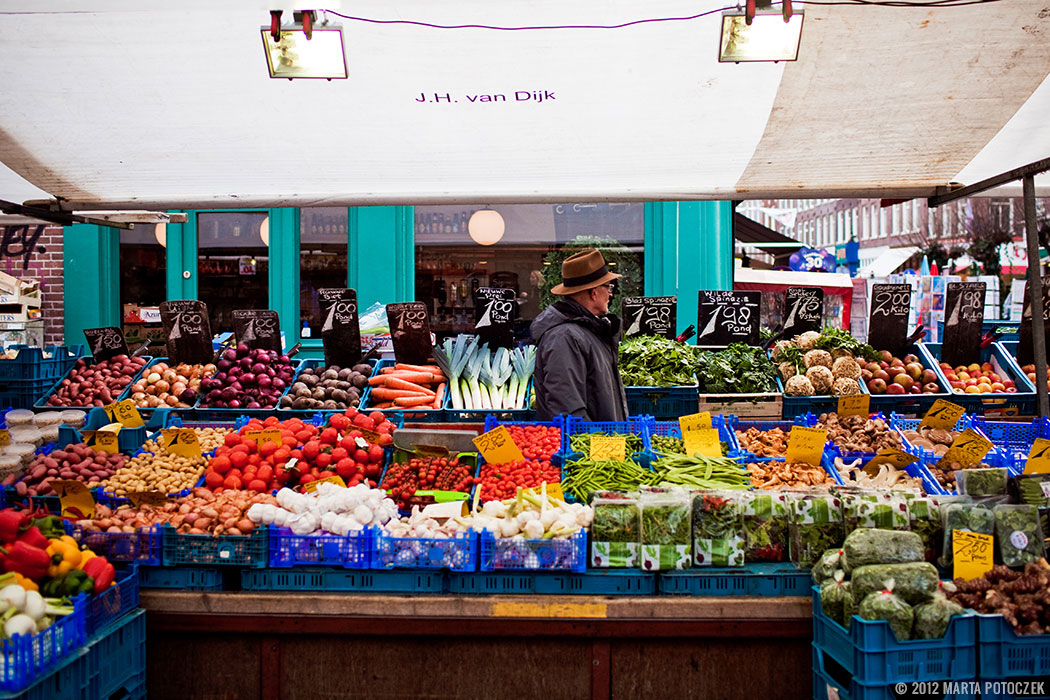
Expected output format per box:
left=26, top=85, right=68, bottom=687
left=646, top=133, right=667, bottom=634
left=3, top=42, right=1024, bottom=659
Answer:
left=46, top=537, right=82, bottom=578
left=11, top=572, right=38, bottom=592
left=77, top=549, right=97, bottom=569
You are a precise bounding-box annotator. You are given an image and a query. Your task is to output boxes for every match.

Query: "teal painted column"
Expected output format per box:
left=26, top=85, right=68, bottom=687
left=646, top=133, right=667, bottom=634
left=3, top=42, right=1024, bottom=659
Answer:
left=267, top=208, right=300, bottom=349
left=63, top=225, right=120, bottom=346
left=644, top=201, right=733, bottom=340
left=165, top=214, right=194, bottom=300
left=349, top=206, right=414, bottom=310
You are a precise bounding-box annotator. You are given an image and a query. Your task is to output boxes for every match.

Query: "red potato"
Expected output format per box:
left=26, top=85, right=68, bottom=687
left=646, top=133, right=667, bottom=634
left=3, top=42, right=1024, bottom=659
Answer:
left=14, top=444, right=126, bottom=495
left=45, top=355, right=148, bottom=407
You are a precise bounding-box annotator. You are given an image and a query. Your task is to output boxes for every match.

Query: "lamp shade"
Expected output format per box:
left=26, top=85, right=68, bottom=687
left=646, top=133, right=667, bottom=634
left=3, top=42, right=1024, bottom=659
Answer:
left=468, top=209, right=505, bottom=246
left=154, top=223, right=167, bottom=248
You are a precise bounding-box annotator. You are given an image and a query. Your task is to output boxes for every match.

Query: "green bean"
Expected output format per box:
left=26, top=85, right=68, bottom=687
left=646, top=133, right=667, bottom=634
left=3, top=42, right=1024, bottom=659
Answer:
left=561, top=456, right=658, bottom=501
left=651, top=453, right=751, bottom=490
left=569, top=432, right=644, bottom=454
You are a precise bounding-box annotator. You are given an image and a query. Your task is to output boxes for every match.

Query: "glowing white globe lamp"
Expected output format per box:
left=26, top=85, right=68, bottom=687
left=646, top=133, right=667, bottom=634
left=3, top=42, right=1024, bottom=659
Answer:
left=468, top=209, right=505, bottom=246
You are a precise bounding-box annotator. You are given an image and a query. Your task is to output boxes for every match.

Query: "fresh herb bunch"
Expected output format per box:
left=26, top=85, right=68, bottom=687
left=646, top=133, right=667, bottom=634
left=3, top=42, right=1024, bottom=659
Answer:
left=591, top=501, right=642, bottom=543
left=693, top=492, right=745, bottom=566
left=569, top=432, right=644, bottom=454
left=695, top=343, right=778, bottom=394
left=618, top=335, right=698, bottom=387
left=941, top=504, right=996, bottom=567
left=641, top=501, right=691, bottom=545
left=995, top=505, right=1045, bottom=567
left=814, top=327, right=881, bottom=361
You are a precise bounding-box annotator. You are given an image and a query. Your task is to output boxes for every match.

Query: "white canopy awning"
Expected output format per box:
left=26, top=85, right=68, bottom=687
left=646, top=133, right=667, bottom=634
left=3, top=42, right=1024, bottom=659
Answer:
left=856, top=246, right=921, bottom=278
left=0, top=1, right=1048, bottom=210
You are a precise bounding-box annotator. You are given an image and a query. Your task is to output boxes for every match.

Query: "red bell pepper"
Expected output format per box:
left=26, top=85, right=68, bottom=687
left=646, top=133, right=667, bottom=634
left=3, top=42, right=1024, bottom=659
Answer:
left=0, top=510, right=28, bottom=543
left=16, top=526, right=49, bottom=551
left=1, top=541, right=51, bottom=581
left=82, top=556, right=115, bottom=593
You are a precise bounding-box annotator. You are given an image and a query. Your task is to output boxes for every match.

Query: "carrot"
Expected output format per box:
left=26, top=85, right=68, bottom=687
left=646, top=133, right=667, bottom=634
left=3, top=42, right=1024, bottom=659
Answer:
left=432, top=382, right=446, bottom=409
left=369, top=387, right=430, bottom=401
left=395, top=363, right=444, bottom=374
left=394, top=395, right=437, bottom=407
left=382, top=376, right=436, bottom=395
left=382, top=371, right=444, bottom=385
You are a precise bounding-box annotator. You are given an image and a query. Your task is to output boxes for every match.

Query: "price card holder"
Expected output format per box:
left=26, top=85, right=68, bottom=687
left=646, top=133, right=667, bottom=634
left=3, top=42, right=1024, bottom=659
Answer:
left=302, top=475, right=347, bottom=494
left=473, top=287, right=517, bottom=349
left=472, top=425, right=524, bottom=465
left=678, top=412, right=712, bottom=433
left=1023, top=438, right=1050, bottom=475
left=0, top=430, right=10, bottom=448
left=590, top=436, right=626, bottom=461
left=942, top=282, right=987, bottom=367
left=161, top=428, right=203, bottom=459
left=953, top=530, right=994, bottom=581
left=683, top=428, right=722, bottom=458
left=52, top=480, right=95, bottom=519
left=318, top=288, right=362, bottom=368
left=83, top=326, right=130, bottom=362
left=128, top=491, right=168, bottom=508
left=936, top=429, right=993, bottom=470
left=863, top=448, right=919, bottom=476
left=104, top=399, right=144, bottom=429
left=696, top=290, right=761, bottom=347
left=868, top=283, right=912, bottom=357
left=160, top=300, right=213, bottom=365
left=1017, top=277, right=1050, bottom=366
left=785, top=426, right=828, bottom=465
left=837, top=394, right=870, bottom=419
left=783, top=287, right=824, bottom=337
left=82, top=424, right=121, bottom=454
left=246, top=429, right=283, bottom=447
left=920, top=399, right=966, bottom=431
left=524, top=483, right=566, bottom=503
left=622, top=296, right=677, bottom=339
left=356, top=427, right=382, bottom=445
left=387, top=302, right=433, bottom=366
left=232, top=309, right=282, bottom=353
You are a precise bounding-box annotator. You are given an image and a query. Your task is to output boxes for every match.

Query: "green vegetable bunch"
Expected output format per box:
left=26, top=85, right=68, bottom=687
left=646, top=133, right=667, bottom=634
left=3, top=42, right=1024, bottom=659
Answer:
left=650, top=453, right=750, bottom=490
left=618, top=335, right=698, bottom=387
left=641, top=502, right=691, bottom=546
left=569, top=432, right=643, bottom=454
left=591, top=501, right=642, bottom=543
left=695, top=343, right=777, bottom=394
left=813, top=327, right=881, bottom=361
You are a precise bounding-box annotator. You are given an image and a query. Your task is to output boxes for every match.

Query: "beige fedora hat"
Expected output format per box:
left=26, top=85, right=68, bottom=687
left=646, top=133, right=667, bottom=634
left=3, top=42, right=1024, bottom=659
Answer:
left=550, top=248, right=623, bottom=295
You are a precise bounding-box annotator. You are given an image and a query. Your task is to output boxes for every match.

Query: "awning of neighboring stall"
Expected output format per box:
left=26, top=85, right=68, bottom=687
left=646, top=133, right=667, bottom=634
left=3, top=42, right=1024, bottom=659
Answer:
left=733, top=267, right=855, bottom=327
left=0, top=2, right=1047, bottom=210
left=855, top=246, right=921, bottom=278
left=733, top=212, right=802, bottom=264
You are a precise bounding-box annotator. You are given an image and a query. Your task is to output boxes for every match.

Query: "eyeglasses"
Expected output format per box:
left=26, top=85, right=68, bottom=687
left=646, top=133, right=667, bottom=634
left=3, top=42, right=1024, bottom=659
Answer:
left=600, top=282, right=617, bottom=296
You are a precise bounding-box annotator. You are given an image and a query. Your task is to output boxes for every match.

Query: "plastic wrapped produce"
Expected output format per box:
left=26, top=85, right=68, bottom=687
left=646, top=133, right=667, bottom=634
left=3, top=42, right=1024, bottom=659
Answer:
left=957, top=468, right=1009, bottom=499
left=858, top=584, right=915, bottom=641
left=851, top=561, right=940, bottom=606
left=742, top=491, right=791, bottom=563
left=790, top=492, right=843, bottom=569
left=640, top=490, right=692, bottom=570
left=940, top=503, right=995, bottom=568
left=843, top=588, right=858, bottom=629
left=994, top=504, right=1046, bottom=568
left=1009, top=473, right=1050, bottom=507
left=590, top=494, right=641, bottom=568
left=843, top=490, right=909, bottom=532
left=4, top=409, right=34, bottom=426
left=59, top=410, right=87, bottom=428
left=812, top=547, right=845, bottom=585
left=692, top=490, right=745, bottom=567
left=908, top=497, right=945, bottom=564
left=842, top=528, right=924, bottom=573
left=820, top=571, right=851, bottom=626
left=912, top=584, right=964, bottom=640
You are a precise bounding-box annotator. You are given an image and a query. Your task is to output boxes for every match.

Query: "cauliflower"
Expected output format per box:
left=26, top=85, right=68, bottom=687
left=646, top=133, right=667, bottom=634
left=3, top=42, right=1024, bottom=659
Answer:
left=785, top=375, right=815, bottom=396
left=778, top=361, right=797, bottom=382
left=832, top=378, right=863, bottom=396
left=795, top=331, right=821, bottom=350
left=771, top=340, right=795, bottom=361
left=832, top=355, right=862, bottom=380
left=806, top=365, right=835, bottom=393
left=803, top=349, right=833, bottom=369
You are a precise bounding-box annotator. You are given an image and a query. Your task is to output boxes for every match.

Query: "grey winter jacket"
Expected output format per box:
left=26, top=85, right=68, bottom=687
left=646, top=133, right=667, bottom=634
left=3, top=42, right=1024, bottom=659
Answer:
left=530, top=299, right=628, bottom=422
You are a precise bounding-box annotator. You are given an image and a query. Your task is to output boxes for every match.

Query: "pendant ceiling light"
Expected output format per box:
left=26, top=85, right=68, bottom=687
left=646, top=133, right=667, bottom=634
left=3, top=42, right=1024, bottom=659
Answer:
left=468, top=209, right=505, bottom=246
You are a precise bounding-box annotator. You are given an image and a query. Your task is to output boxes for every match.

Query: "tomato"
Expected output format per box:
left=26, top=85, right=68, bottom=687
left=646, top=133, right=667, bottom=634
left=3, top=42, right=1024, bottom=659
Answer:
left=223, top=474, right=243, bottom=490
left=330, top=447, right=349, bottom=462
left=318, top=470, right=335, bottom=480
left=248, top=478, right=269, bottom=492
left=302, top=442, right=321, bottom=460
left=335, top=458, right=355, bottom=478
left=320, top=428, right=339, bottom=445
left=229, top=451, right=249, bottom=469
left=210, top=455, right=232, bottom=475
left=329, top=414, right=351, bottom=432
left=378, top=433, right=394, bottom=447
left=224, top=433, right=242, bottom=448
left=340, top=436, right=358, bottom=452
left=204, top=471, right=224, bottom=488
left=315, top=452, right=333, bottom=469
left=353, top=449, right=369, bottom=463
left=368, top=445, right=384, bottom=463
left=366, top=463, right=382, bottom=478
left=353, top=414, right=374, bottom=430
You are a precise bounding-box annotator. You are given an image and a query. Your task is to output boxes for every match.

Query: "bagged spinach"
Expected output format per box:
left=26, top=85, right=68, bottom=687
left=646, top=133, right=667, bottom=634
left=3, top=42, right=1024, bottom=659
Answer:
left=940, top=503, right=995, bottom=568
left=742, top=491, right=790, bottom=563
left=819, top=571, right=851, bottom=625
left=851, top=561, right=940, bottom=606
left=692, top=490, right=746, bottom=567
left=859, top=584, right=915, bottom=641
left=912, top=584, right=964, bottom=640
left=842, top=490, right=909, bottom=532
left=640, top=490, right=692, bottom=570
left=812, top=548, right=845, bottom=585
left=590, top=494, right=641, bottom=568
left=957, top=468, right=1009, bottom=498
left=843, top=588, right=857, bottom=629
left=994, top=504, right=1046, bottom=568
left=1009, top=474, right=1050, bottom=507
left=842, top=528, right=924, bottom=573
left=790, top=492, right=844, bottom=569
left=908, top=497, right=943, bottom=564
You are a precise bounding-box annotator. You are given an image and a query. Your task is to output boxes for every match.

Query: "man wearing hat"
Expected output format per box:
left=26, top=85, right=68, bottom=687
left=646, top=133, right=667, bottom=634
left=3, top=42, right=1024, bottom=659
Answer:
left=530, top=248, right=629, bottom=421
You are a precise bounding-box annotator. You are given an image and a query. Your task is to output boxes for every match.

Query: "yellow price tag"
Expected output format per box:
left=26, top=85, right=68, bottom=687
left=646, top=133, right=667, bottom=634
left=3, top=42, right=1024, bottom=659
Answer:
left=161, top=428, right=203, bottom=459
left=679, top=412, right=713, bottom=433
left=952, top=530, right=994, bottom=581
left=863, top=448, right=919, bottom=475
left=590, top=436, right=626, bottom=461
left=246, top=429, right=283, bottom=447
left=937, top=428, right=992, bottom=470
left=524, top=483, right=566, bottom=502
left=127, top=491, right=168, bottom=507
left=785, top=426, right=828, bottom=465
left=921, top=399, right=966, bottom=430
left=301, top=475, right=347, bottom=494
left=837, top=394, right=871, bottom=418
left=472, top=425, right=525, bottom=465
left=1023, top=438, right=1050, bottom=475
left=683, top=428, right=722, bottom=458
left=51, top=480, right=95, bottom=519
left=0, top=430, right=10, bottom=448
left=104, top=399, right=144, bottom=429
left=82, top=425, right=120, bottom=454
left=357, top=427, right=382, bottom=444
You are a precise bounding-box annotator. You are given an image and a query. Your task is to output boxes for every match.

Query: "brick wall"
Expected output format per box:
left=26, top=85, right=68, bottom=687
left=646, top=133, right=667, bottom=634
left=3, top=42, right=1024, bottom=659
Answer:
left=0, top=224, right=64, bottom=346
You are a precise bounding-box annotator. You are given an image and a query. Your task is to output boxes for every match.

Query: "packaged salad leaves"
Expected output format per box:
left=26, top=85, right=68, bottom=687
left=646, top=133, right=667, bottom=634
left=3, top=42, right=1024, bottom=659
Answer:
left=842, top=490, right=910, bottom=532
left=640, top=490, right=692, bottom=570
left=812, top=547, right=845, bottom=585
left=842, top=528, right=924, bottom=573
left=590, top=493, right=642, bottom=568
left=940, top=503, right=995, bottom=568
left=957, top=468, right=1009, bottom=499
left=858, top=583, right=915, bottom=642
left=912, top=583, right=965, bottom=640
left=742, top=491, right=791, bottom=563
left=789, top=492, right=844, bottom=569
left=1009, top=474, right=1050, bottom=507
left=908, top=497, right=942, bottom=564
left=692, top=490, right=746, bottom=567
left=851, top=561, right=940, bottom=606
left=820, top=571, right=851, bottom=626
left=994, top=504, right=1046, bottom=568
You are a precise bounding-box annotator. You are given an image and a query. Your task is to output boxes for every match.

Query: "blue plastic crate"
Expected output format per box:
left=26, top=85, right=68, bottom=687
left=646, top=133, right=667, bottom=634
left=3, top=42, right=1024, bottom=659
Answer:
left=194, top=358, right=306, bottom=417
left=448, top=569, right=656, bottom=595
left=139, top=565, right=224, bottom=590
left=778, top=374, right=868, bottom=420
left=812, top=586, right=977, bottom=685
left=925, top=342, right=1037, bottom=417
left=645, top=415, right=737, bottom=457
left=85, top=608, right=146, bottom=700
left=33, top=355, right=153, bottom=411
left=372, top=529, right=477, bottom=572
left=624, top=383, right=699, bottom=420
left=0, top=377, right=66, bottom=409
left=58, top=405, right=174, bottom=454
left=359, top=359, right=445, bottom=422
left=824, top=443, right=946, bottom=496
left=74, top=526, right=162, bottom=566
left=936, top=319, right=1020, bottom=343
left=727, top=415, right=817, bottom=459
left=0, top=594, right=86, bottom=694
left=864, top=343, right=956, bottom=416
left=813, top=645, right=979, bottom=700
left=657, top=563, right=810, bottom=597
left=478, top=528, right=587, bottom=572
left=0, top=648, right=89, bottom=700
left=0, top=345, right=83, bottom=381
left=275, top=358, right=377, bottom=414
left=84, top=566, right=140, bottom=638
left=976, top=614, right=1050, bottom=679
left=240, top=567, right=445, bottom=593
left=161, top=524, right=269, bottom=567
left=268, top=526, right=372, bottom=568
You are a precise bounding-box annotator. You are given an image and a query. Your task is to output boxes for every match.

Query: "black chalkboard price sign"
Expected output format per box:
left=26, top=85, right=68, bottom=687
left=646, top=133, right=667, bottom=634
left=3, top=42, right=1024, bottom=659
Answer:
left=82, top=327, right=130, bottom=362
left=696, top=290, right=761, bottom=347
left=783, top=287, right=824, bottom=337
left=1017, top=278, right=1050, bottom=367
left=318, top=288, right=361, bottom=367
left=473, top=287, right=516, bottom=349
left=232, top=309, right=282, bottom=353
left=868, top=284, right=912, bottom=356
left=942, top=282, right=986, bottom=367
left=387, top=302, right=433, bottom=365
left=159, top=300, right=213, bottom=365
left=622, top=296, right=677, bottom=339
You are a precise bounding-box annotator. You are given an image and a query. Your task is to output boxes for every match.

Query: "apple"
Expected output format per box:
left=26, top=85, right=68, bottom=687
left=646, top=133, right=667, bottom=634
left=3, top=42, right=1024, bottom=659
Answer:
left=894, top=373, right=914, bottom=390
left=921, top=369, right=939, bottom=385
left=860, top=369, right=873, bottom=382
left=922, top=382, right=940, bottom=393
left=866, top=362, right=881, bottom=373
left=903, top=354, right=919, bottom=364
left=868, top=378, right=887, bottom=394
left=886, top=383, right=906, bottom=395
left=874, top=369, right=890, bottom=382
left=879, top=361, right=890, bottom=370
left=880, top=350, right=894, bottom=363
left=909, top=385, right=922, bottom=394
left=1004, top=379, right=1016, bottom=389
left=905, top=362, right=924, bottom=380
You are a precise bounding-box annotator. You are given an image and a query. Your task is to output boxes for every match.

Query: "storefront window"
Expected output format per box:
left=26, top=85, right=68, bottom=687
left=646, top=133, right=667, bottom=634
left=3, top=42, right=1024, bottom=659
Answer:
left=197, top=212, right=269, bottom=333
left=414, top=203, right=644, bottom=339
left=299, top=207, right=348, bottom=339
left=119, top=225, right=167, bottom=348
